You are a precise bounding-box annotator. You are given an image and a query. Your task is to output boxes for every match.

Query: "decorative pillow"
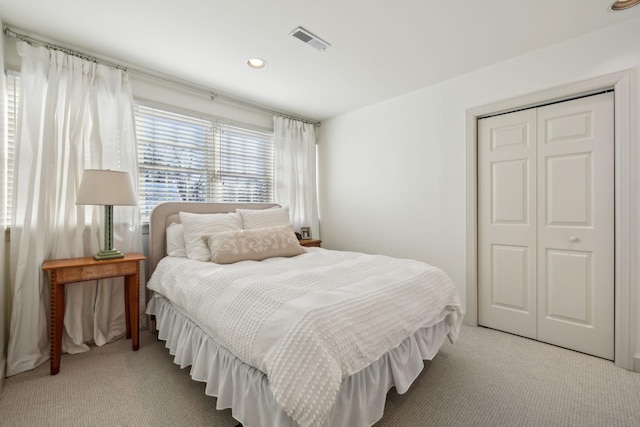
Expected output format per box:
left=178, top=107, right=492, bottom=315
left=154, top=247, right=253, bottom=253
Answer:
left=207, top=224, right=306, bottom=264
left=179, top=212, right=243, bottom=261
left=237, top=206, right=290, bottom=230
left=166, top=222, right=187, bottom=257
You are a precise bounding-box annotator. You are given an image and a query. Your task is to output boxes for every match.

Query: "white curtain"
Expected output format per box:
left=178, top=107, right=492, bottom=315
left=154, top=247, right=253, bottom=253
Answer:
left=6, top=42, right=141, bottom=376
left=0, top=15, right=9, bottom=383
left=273, top=116, right=319, bottom=239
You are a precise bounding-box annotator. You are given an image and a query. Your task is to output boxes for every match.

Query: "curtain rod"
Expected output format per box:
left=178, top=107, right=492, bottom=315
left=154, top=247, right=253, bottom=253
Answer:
left=3, top=26, right=320, bottom=126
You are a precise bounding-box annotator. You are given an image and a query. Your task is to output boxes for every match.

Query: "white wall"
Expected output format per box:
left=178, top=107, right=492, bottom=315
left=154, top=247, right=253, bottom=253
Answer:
left=318, top=17, right=640, bottom=359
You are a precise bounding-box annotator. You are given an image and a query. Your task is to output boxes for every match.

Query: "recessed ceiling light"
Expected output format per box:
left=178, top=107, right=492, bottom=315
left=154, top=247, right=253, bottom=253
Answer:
left=247, top=58, right=267, bottom=69
left=611, top=0, right=640, bottom=10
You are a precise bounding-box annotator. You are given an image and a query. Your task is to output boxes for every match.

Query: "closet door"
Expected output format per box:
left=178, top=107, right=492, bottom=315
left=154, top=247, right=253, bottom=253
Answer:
left=478, top=92, right=614, bottom=360
left=478, top=109, right=537, bottom=339
left=536, top=92, right=614, bottom=360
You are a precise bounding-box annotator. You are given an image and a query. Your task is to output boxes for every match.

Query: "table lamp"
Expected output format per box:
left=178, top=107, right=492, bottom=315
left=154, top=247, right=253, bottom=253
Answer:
left=76, top=169, right=137, bottom=260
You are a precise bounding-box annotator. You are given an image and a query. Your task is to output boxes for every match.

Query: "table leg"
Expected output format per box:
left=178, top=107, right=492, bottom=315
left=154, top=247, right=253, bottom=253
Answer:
left=125, top=267, right=139, bottom=351
left=124, top=276, right=131, bottom=340
left=50, top=274, right=64, bottom=375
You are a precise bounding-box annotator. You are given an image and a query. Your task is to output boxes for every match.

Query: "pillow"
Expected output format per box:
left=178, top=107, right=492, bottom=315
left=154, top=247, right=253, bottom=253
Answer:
left=166, top=222, right=187, bottom=257
left=237, top=206, right=290, bottom=230
left=207, top=224, right=306, bottom=264
left=179, top=212, right=243, bottom=261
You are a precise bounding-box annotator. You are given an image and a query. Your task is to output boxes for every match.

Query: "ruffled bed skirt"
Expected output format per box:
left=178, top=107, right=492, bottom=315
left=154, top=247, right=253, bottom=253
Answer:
left=147, top=294, right=454, bottom=427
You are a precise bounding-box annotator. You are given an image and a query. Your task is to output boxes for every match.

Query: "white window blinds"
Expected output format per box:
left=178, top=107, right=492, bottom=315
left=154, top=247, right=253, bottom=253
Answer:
left=135, top=103, right=273, bottom=221
left=4, top=71, right=19, bottom=227
left=216, top=124, right=274, bottom=203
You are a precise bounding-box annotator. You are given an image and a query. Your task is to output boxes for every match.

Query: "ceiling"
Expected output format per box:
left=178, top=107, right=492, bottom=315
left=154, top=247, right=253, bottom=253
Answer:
left=1, top=0, right=639, bottom=122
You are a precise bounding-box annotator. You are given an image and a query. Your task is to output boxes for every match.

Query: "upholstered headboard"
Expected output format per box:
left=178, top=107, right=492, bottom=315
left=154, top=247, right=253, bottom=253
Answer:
left=148, top=202, right=279, bottom=276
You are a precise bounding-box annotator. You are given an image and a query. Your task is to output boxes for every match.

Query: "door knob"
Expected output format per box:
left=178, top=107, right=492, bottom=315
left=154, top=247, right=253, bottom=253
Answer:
left=569, top=236, right=579, bottom=242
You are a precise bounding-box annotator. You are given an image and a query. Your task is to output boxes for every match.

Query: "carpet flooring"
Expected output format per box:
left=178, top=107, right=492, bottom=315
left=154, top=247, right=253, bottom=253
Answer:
left=1, top=324, right=639, bottom=426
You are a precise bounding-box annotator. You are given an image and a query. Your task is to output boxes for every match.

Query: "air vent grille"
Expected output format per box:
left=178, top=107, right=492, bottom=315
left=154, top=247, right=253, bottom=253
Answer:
left=290, top=27, right=331, bottom=51
left=292, top=31, right=312, bottom=43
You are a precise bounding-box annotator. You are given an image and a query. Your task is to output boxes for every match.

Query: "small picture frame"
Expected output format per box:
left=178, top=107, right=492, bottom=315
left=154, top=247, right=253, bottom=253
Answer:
left=300, top=227, right=311, bottom=240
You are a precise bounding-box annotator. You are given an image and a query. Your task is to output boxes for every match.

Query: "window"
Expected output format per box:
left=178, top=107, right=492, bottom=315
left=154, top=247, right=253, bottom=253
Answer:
left=3, top=70, right=19, bottom=228
left=215, top=124, right=274, bottom=202
left=2, top=80, right=274, bottom=225
left=135, top=103, right=274, bottom=221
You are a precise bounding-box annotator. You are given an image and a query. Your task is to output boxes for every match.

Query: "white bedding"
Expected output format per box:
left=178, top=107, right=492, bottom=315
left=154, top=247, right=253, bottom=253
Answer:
left=148, top=248, right=462, bottom=427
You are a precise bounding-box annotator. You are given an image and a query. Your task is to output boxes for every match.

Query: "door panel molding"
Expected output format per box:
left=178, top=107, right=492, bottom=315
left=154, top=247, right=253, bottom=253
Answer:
left=491, top=159, right=529, bottom=224
left=466, top=70, right=635, bottom=370
left=544, top=249, right=592, bottom=325
left=491, top=244, right=530, bottom=312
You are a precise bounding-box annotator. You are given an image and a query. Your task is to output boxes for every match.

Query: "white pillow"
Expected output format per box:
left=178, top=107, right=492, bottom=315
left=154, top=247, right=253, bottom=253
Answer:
left=166, top=222, right=187, bottom=257
left=207, top=224, right=306, bottom=264
left=237, top=206, right=290, bottom=230
left=179, top=212, right=243, bottom=261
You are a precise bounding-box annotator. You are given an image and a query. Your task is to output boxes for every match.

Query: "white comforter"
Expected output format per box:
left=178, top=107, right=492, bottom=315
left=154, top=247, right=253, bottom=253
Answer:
left=148, top=248, right=462, bottom=427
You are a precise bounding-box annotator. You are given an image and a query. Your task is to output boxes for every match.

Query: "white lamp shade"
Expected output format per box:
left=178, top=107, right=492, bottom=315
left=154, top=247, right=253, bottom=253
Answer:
left=76, top=169, right=137, bottom=206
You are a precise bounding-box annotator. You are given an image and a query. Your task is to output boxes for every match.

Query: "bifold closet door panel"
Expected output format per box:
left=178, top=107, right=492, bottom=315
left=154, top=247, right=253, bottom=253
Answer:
left=536, top=92, right=614, bottom=360
left=478, top=109, right=537, bottom=340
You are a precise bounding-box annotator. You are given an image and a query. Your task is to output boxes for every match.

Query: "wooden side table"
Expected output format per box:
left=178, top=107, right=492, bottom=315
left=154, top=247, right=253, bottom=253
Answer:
left=42, top=253, right=146, bottom=375
left=300, top=239, right=322, bottom=248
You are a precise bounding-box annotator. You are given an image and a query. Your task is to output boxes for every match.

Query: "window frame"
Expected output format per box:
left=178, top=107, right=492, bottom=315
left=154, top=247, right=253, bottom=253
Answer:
left=134, top=99, right=274, bottom=223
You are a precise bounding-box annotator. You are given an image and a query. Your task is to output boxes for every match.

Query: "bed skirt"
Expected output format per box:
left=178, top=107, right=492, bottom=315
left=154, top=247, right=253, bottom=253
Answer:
left=147, top=293, right=454, bottom=427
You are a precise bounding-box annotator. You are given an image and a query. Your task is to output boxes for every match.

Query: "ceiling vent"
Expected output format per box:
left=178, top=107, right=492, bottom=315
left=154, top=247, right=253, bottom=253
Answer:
left=290, top=27, right=331, bottom=51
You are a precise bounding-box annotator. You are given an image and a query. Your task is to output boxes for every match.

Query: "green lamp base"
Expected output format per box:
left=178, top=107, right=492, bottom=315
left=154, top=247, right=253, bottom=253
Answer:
left=94, top=204, right=124, bottom=260
left=94, top=249, right=124, bottom=260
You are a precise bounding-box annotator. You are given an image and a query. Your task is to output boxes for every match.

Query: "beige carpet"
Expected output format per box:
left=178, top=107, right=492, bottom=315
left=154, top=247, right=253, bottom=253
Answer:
left=1, top=324, right=639, bottom=426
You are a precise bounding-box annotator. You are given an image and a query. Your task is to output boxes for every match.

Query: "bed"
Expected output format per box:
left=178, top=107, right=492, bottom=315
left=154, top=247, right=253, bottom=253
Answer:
left=146, top=202, right=463, bottom=427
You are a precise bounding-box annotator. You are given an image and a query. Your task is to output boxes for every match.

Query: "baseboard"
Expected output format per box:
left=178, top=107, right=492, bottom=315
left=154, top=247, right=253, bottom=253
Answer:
left=634, top=354, right=640, bottom=373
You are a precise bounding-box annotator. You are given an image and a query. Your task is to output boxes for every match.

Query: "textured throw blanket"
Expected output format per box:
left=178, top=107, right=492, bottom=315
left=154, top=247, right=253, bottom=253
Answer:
left=148, top=249, right=462, bottom=427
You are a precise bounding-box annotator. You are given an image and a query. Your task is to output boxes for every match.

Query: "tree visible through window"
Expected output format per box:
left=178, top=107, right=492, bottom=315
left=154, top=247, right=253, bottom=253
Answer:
left=135, top=103, right=274, bottom=222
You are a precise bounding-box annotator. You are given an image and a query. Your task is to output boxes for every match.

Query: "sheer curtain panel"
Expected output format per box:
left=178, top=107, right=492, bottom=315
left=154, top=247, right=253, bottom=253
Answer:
left=273, top=116, right=319, bottom=238
left=6, top=42, right=141, bottom=376
left=0, top=15, right=9, bottom=386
